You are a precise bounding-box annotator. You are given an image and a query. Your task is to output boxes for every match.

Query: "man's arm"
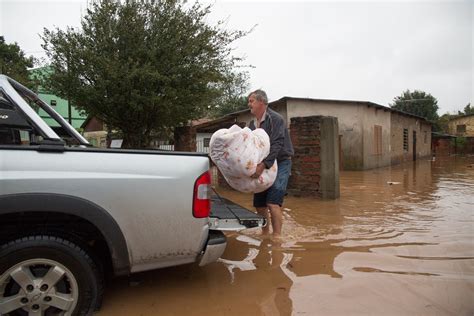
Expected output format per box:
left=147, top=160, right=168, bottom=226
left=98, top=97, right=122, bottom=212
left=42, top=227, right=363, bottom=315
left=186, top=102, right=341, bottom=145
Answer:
left=263, top=115, right=285, bottom=168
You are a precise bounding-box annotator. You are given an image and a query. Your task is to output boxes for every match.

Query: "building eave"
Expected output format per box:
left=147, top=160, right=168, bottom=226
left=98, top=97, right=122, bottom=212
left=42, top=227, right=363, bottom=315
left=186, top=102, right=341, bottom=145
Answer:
left=280, top=96, right=431, bottom=123
left=198, top=95, right=433, bottom=131
left=448, top=113, right=474, bottom=121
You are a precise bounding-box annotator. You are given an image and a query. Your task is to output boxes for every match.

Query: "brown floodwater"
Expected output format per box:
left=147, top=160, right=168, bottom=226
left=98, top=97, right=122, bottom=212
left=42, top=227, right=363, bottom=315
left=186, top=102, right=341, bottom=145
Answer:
left=97, top=156, right=474, bottom=316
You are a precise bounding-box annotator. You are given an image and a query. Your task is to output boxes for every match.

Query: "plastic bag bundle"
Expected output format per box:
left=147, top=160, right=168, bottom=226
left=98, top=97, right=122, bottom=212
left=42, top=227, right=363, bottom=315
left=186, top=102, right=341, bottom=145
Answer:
left=210, top=124, right=277, bottom=193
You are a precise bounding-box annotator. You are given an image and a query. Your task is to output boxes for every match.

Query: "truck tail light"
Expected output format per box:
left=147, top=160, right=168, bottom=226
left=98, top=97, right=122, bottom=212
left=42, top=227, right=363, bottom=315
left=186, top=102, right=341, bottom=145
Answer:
left=193, top=171, right=211, bottom=218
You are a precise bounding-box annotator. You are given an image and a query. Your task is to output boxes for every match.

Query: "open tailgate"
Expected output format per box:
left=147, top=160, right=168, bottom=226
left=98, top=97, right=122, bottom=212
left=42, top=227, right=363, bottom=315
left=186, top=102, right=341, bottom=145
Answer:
left=209, top=194, right=267, bottom=231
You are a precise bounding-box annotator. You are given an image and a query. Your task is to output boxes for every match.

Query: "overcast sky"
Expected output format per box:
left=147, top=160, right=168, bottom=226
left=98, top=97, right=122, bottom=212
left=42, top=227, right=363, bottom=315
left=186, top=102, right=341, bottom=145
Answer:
left=1, top=0, right=472, bottom=114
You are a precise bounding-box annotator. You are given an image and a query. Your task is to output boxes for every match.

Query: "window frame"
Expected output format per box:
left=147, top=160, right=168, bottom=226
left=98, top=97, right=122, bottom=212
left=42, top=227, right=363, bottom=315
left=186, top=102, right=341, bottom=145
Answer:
left=403, top=128, right=409, bottom=152
left=456, top=124, right=466, bottom=134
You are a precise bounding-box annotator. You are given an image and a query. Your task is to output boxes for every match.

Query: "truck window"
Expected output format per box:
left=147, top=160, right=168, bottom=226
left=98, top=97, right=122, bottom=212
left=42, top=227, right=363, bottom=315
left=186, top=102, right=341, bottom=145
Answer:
left=14, top=86, right=84, bottom=147
left=0, top=90, right=44, bottom=146
left=0, top=126, right=45, bottom=146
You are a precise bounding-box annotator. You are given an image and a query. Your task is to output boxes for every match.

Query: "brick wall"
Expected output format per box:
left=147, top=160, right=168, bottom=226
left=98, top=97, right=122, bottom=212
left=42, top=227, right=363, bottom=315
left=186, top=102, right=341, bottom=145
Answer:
left=288, top=116, right=322, bottom=197
left=432, top=138, right=454, bottom=156
left=288, top=115, right=339, bottom=199
left=217, top=169, right=232, bottom=190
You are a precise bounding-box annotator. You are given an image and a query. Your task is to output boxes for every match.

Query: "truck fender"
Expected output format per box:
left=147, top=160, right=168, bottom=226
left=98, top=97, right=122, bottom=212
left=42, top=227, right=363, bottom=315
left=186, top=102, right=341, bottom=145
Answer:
left=0, top=193, right=130, bottom=275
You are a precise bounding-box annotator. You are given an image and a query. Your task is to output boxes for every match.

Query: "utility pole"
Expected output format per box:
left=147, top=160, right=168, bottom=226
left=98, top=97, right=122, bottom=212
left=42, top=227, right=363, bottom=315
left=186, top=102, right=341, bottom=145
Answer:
left=68, top=97, right=72, bottom=124
left=399, top=99, right=432, bottom=102
left=67, top=50, right=72, bottom=124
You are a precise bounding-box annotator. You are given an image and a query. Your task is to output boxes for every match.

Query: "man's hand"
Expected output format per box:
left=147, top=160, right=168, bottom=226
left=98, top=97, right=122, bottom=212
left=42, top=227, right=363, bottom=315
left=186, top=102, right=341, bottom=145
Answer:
left=251, top=163, right=266, bottom=178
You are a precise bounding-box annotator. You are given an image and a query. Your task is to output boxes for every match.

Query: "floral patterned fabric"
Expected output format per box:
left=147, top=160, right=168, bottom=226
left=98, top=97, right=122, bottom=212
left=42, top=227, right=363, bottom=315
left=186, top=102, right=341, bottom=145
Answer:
left=210, top=125, right=278, bottom=193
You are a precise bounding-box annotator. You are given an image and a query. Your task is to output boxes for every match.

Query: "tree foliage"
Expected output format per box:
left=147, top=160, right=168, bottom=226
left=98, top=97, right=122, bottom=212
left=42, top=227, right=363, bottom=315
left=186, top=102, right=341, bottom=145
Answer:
left=209, top=71, right=249, bottom=118
left=458, top=103, right=473, bottom=115
left=390, top=90, right=439, bottom=122
left=0, top=36, right=37, bottom=89
left=436, top=113, right=454, bottom=133
left=42, top=0, right=248, bottom=148
left=435, top=103, right=472, bottom=134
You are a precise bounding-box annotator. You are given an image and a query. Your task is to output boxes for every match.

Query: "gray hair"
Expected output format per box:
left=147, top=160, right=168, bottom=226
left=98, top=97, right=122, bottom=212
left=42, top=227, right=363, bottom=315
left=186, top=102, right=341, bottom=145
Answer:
left=249, top=89, right=268, bottom=105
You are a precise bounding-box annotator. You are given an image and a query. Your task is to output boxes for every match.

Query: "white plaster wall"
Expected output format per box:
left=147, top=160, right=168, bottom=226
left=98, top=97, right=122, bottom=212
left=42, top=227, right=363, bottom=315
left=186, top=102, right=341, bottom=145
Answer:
left=391, top=113, right=432, bottom=164
left=196, top=133, right=212, bottom=143
left=286, top=99, right=365, bottom=170
left=236, top=111, right=254, bottom=127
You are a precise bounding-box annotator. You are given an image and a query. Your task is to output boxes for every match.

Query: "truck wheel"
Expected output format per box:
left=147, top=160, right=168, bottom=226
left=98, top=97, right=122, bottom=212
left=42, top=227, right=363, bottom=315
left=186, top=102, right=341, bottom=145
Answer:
left=0, top=236, right=103, bottom=316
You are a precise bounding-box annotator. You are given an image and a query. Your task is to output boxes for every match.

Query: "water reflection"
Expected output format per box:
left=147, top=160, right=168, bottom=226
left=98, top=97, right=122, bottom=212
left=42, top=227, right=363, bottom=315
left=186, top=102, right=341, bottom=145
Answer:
left=220, top=157, right=474, bottom=315
left=98, top=157, right=474, bottom=316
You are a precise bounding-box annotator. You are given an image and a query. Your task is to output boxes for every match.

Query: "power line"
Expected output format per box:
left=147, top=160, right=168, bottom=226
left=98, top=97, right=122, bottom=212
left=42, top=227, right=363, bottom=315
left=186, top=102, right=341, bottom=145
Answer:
left=398, top=99, right=432, bottom=102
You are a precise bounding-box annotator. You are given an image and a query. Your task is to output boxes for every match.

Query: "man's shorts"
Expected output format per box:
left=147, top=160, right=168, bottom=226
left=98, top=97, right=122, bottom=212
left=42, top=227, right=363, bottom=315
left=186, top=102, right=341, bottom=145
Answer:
left=253, top=159, right=292, bottom=207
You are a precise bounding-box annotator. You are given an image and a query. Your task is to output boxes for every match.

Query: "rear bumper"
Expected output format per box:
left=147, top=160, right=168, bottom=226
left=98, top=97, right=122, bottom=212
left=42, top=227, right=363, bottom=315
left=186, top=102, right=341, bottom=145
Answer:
left=198, top=230, right=227, bottom=266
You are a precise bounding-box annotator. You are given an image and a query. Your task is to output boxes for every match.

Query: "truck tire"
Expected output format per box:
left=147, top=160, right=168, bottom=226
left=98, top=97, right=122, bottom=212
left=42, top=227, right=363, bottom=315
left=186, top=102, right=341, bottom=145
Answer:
left=0, top=235, right=103, bottom=316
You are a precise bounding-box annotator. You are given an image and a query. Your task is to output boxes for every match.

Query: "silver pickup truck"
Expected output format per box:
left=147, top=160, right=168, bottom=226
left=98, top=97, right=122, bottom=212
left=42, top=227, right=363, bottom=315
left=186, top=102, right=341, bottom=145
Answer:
left=0, top=75, right=264, bottom=316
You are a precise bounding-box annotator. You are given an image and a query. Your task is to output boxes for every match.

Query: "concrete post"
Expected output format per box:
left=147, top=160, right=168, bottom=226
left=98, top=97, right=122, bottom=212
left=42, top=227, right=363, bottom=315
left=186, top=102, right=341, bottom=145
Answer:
left=320, top=117, right=340, bottom=199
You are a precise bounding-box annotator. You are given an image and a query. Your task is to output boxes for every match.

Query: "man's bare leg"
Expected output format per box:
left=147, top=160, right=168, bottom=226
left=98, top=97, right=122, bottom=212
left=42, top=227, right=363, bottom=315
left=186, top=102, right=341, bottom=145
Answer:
left=267, top=203, right=283, bottom=236
left=256, top=207, right=270, bottom=234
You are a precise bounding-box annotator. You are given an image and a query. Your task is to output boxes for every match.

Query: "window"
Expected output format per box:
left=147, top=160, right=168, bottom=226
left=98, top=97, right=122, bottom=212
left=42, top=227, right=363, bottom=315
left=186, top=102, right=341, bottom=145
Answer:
left=0, top=91, right=14, bottom=109
left=374, top=125, right=382, bottom=155
left=0, top=90, right=43, bottom=145
left=456, top=124, right=466, bottom=134
left=50, top=100, right=57, bottom=107
left=403, top=128, right=408, bottom=152
left=0, top=126, right=43, bottom=146
left=203, top=137, right=211, bottom=148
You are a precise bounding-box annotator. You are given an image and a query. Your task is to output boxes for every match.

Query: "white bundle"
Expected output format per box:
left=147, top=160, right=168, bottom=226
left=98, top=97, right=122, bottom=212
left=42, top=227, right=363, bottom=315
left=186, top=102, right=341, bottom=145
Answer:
left=210, top=124, right=277, bottom=193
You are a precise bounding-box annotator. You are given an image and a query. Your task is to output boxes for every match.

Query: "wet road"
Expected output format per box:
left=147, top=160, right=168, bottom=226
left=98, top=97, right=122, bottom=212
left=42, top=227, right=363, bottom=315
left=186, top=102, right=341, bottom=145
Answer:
left=97, top=156, right=474, bottom=316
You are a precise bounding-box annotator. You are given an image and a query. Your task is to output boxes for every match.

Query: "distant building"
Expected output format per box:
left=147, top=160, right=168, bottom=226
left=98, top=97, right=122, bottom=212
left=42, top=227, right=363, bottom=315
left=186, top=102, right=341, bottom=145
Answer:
left=195, top=96, right=432, bottom=171
left=29, top=67, right=87, bottom=129
left=448, top=114, right=474, bottom=137
left=81, top=116, right=108, bottom=148
left=447, top=114, right=474, bottom=154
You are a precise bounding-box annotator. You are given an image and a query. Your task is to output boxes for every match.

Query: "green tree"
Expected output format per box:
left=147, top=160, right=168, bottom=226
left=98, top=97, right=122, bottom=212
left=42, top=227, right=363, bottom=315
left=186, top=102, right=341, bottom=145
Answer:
left=209, top=71, right=249, bottom=117
left=42, top=0, right=248, bottom=148
left=436, top=113, right=454, bottom=133
left=214, top=95, right=248, bottom=117
left=390, top=90, right=439, bottom=122
left=459, top=103, right=473, bottom=115
left=0, top=36, right=37, bottom=89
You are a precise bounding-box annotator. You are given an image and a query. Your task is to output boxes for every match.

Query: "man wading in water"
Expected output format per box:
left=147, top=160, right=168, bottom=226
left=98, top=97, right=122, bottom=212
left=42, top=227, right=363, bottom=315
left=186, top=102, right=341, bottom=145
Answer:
left=248, top=89, right=294, bottom=236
